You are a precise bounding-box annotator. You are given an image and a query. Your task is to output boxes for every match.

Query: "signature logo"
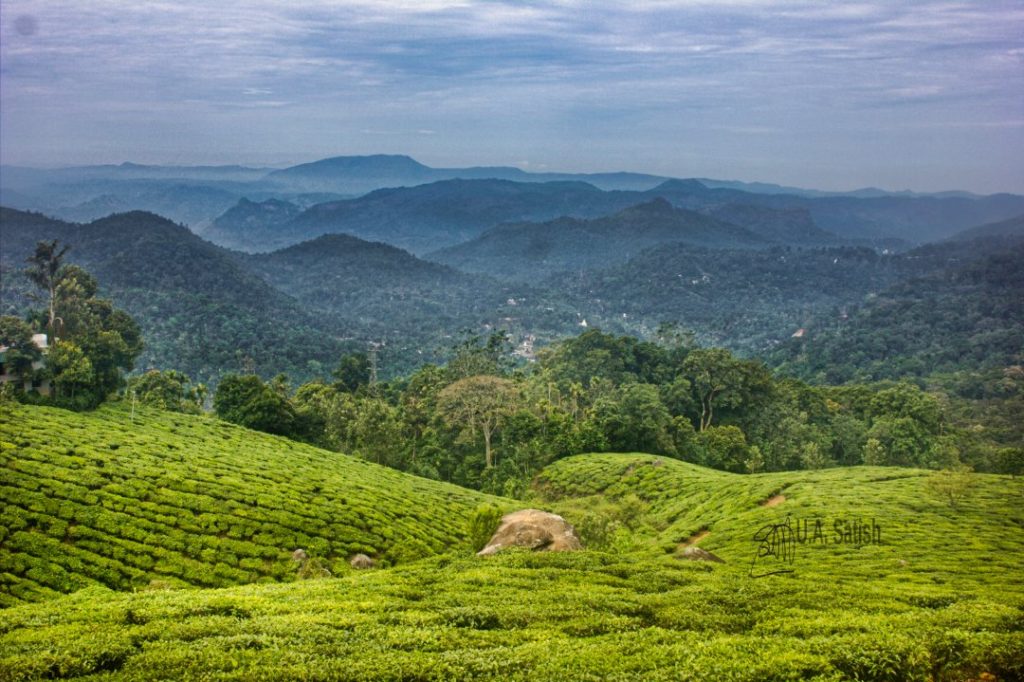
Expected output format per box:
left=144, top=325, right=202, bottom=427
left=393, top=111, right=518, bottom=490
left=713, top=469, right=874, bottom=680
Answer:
left=750, top=516, right=797, bottom=578
left=749, top=515, right=881, bottom=578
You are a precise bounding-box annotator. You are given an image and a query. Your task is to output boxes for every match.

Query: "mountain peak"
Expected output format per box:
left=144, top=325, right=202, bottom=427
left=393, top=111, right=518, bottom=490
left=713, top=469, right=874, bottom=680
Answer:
left=650, top=178, right=709, bottom=194
left=272, top=154, right=430, bottom=176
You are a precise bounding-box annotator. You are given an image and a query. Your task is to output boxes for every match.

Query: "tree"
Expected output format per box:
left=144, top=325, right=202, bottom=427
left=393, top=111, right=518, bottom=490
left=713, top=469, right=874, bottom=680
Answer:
left=445, top=331, right=512, bottom=381
left=925, top=465, right=975, bottom=509
left=0, top=316, right=41, bottom=386
left=214, top=374, right=297, bottom=436
left=25, top=240, right=69, bottom=343
left=683, top=348, right=770, bottom=431
left=21, top=249, right=142, bottom=408
left=695, top=425, right=752, bottom=473
left=591, top=382, right=675, bottom=455
left=46, top=341, right=94, bottom=402
left=437, top=375, right=519, bottom=468
left=333, top=352, right=371, bottom=393
left=128, top=369, right=204, bottom=413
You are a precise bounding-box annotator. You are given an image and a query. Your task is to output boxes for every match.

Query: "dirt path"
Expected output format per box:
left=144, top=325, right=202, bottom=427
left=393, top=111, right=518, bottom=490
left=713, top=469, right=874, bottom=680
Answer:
left=762, top=494, right=786, bottom=507
left=683, top=529, right=710, bottom=545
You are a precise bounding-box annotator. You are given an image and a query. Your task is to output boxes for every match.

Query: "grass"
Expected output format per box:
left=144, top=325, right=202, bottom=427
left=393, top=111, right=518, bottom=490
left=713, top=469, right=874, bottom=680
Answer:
left=1, top=405, right=1023, bottom=680
left=0, top=401, right=504, bottom=605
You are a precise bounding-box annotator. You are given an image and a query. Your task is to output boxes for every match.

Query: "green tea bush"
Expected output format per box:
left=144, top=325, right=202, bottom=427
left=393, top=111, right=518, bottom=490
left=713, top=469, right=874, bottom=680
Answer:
left=467, top=504, right=504, bottom=552
left=0, top=402, right=503, bottom=603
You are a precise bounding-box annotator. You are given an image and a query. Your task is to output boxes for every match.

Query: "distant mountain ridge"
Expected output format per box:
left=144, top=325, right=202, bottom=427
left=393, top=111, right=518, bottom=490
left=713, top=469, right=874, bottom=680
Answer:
left=211, top=178, right=640, bottom=254
left=7, top=154, right=1021, bottom=246
left=201, top=172, right=1024, bottom=255
left=429, top=198, right=773, bottom=281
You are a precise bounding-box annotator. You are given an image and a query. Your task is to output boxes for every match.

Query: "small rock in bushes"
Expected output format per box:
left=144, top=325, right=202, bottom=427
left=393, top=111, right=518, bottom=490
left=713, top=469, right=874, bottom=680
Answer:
left=677, top=546, right=725, bottom=563
left=350, top=553, right=374, bottom=569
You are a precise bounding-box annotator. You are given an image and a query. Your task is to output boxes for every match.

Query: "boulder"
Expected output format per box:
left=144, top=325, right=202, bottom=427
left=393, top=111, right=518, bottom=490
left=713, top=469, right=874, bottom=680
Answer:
left=350, top=553, right=375, bottom=569
left=477, top=509, right=583, bottom=556
left=677, top=546, right=724, bottom=563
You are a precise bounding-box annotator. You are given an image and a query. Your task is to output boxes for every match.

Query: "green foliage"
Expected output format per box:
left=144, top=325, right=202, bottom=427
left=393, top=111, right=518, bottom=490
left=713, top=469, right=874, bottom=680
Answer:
left=0, top=452, right=1021, bottom=681
left=0, top=401, right=502, bottom=605
left=214, top=374, right=298, bottom=437
left=925, top=465, right=976, bottom=509
left=773, top=242, right=1024, bottom=382
left=0, top=316, right=41, bottom=386
left=332, top=352, right=371, bottom=393
left=467, top=504, right=504, bottom=552
left=127, top=369, right=204, bottom=413
left=438, top=375, right=520, bottom=469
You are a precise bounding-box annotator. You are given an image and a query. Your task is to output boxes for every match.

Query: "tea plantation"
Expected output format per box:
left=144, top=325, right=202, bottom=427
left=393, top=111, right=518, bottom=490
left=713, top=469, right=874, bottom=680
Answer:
left=0, top=402, right=503, bottom=605
left=2, top=404, right=1023, bottom=680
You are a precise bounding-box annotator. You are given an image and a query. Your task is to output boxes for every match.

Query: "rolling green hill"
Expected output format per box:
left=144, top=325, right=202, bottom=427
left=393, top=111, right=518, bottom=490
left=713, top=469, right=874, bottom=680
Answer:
left=0, top=448, right=1021, bottom=680
left=0, top=402, right=502, bottom=606
left=536, top=453, right=1024, bottom=583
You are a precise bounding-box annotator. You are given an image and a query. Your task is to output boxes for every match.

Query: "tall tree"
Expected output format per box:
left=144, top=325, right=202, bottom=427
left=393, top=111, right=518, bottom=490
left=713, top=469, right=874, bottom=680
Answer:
left=683, top=348, right=746, bottom=431
left=25, top=240, right=69, bottom=343
left=438, top=375, right=519, bottom=468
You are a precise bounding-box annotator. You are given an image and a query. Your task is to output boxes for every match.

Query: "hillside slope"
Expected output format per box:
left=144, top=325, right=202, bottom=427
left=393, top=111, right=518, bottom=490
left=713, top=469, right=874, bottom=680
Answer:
left=0, top=451, right=1021, bottom=680
left=242, top=234, right=546, bottom=344
left=536, top=453, right=1024, bottom=582
left=947, top=213, right=1024, bottom=241
left=551, top=244, right=909, bottom=352
left=0, top=402, right=502, bottom=606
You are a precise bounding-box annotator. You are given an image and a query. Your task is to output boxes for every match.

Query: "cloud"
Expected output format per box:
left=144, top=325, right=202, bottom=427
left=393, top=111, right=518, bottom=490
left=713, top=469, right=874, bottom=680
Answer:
left=1, top=0, right=1021, bottom=192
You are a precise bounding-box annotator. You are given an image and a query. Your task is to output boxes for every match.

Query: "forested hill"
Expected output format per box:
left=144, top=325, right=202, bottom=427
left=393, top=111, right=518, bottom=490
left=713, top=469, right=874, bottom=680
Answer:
left=199, top=197, right=303, bottom=250
left=240, top=233, right=576, bottom=350
left=947, top=213, right=1024, bottom=242
left=771, top=238, right=1024, bottom=382
left=0, top=208, right=360, bottom=383
left=428, top=199, right=770, bottom=281
left=549, top=244, right=912, bottom=352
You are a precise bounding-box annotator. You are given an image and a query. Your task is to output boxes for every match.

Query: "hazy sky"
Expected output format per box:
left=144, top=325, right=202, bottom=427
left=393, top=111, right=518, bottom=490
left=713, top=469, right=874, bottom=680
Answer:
left=1, top=0, right=1022, bottom=193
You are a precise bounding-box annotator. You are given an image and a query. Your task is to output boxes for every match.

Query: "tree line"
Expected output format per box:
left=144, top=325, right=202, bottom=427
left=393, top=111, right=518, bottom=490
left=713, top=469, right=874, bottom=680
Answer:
left=202, top=328, right=1022, bottom=495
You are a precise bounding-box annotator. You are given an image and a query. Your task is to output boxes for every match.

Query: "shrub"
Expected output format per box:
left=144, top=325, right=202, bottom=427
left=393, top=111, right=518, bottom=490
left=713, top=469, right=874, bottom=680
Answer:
left=467, top=504, right=504, bottom=552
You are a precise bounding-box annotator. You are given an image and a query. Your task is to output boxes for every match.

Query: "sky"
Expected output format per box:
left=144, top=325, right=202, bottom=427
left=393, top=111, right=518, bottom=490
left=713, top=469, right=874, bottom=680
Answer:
left=1, top=0, right=1022, bottom=194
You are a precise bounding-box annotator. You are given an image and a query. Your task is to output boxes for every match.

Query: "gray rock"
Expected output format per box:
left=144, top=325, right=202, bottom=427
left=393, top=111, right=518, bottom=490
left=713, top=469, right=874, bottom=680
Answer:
left=477, top=509, right=583, bottom=557
left=350, top=553, right=375, bottom=569
left=678, top=546, right=725, bottom=563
